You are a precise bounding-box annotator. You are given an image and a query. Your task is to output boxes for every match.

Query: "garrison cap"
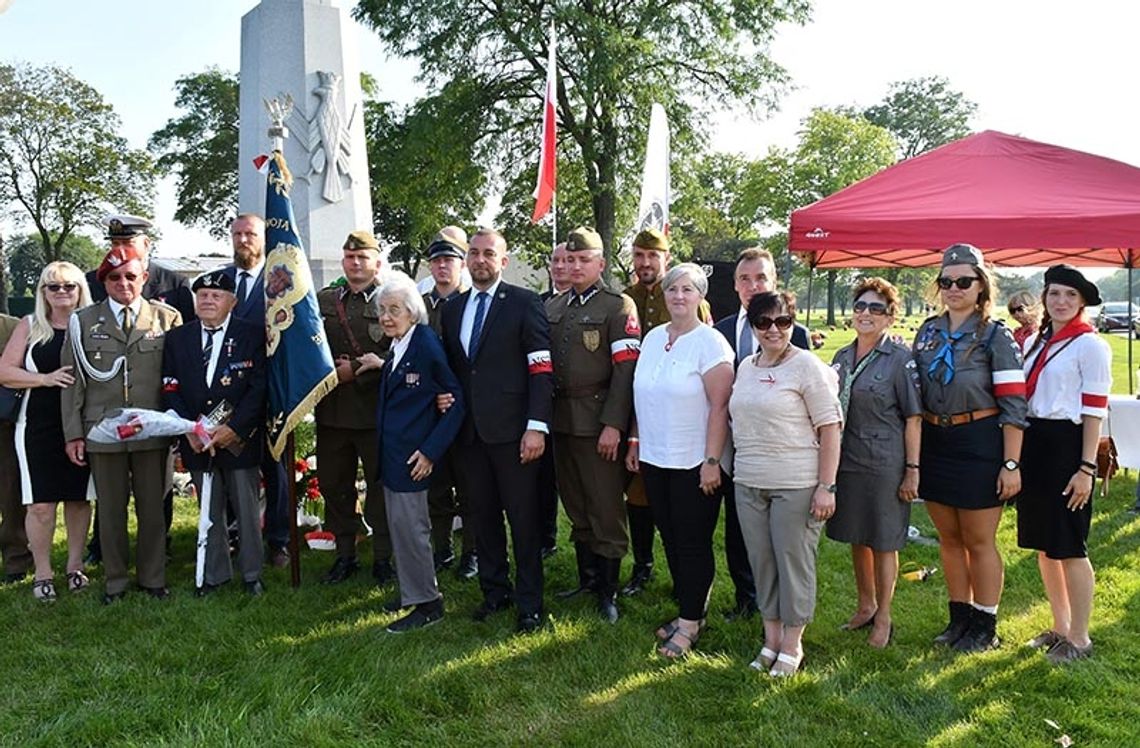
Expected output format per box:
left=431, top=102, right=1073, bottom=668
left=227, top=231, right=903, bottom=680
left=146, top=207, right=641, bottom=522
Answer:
left=941, top=243, right=984, bottom=268
left=566, top=226, right=603, bottom=252
left=343, top=230, right=380, bottom=251
left=192, top=269, right=236, bottom=294
left=632, top=227, right=669, bottom=252
left=426, top=225, right=468, bottom=260
left=1044, top=264, right=1101, bottom=306
left=104, top=214, right=153, bottom=240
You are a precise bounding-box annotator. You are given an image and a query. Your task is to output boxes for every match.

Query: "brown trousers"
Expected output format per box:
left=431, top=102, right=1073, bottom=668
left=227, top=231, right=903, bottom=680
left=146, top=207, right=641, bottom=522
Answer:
left=553, top=433, right=628, bottom=559
left=315, top=424, right=390, bottom=560
left=90, top=449, right=169, bottom=594
left=0, top=423, right=30, bottom=576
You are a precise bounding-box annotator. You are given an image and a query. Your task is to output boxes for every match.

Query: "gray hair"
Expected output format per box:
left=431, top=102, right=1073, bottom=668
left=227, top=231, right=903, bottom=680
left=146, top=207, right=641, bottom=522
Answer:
left=661, top=262, right=709, bottom=298
left=378, top=271, right=428, bottom=325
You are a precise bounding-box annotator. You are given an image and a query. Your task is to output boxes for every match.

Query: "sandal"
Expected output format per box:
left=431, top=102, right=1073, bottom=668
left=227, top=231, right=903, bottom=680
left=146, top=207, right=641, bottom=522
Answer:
left=1026, top=629, right=1063, bottom=650
left=749, top=646, right=779, bottom=671
left=32, top=578, right=57, bottom=603
left=656, top=618, right=680, bottom=641
left=840, top=610, right=877, bottom=631
left=868, top=620, right=894, bottom=649
left=658, top=627, right=700, bottom=658
left=66, top=570, right=90, bottom=593
left=769, top=650, right=804, bottom=677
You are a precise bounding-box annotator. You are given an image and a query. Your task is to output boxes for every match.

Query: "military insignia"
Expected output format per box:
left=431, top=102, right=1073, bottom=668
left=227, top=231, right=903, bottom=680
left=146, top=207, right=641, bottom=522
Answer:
left=93, top=352, right=102, bottom=361
left=162, top=376, right=179, bottom=393
left=404, top=372, right=421, bottom=387
left=91, top=333, right=110, bottom=340
left=220, top=374, right=232, bottom=387
left=225, top=338, right=235, bottom=357
left=144, top=330, right=164, bottom=339
left=625, top=315, right=641, bottom=336
left=583, top=330, right=600, bottom=352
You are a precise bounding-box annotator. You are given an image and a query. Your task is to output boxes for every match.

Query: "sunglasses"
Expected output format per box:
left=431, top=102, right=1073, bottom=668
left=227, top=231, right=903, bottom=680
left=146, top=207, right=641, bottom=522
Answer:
left=853, top=300, right=888, bottom=316
left=937, top=276, right=979, bottom=290
left=754, top=315, right=794, bottom=331
left=45, top=283, right=78, bottom=293
left=1009, top=305, right=1026, bottom=314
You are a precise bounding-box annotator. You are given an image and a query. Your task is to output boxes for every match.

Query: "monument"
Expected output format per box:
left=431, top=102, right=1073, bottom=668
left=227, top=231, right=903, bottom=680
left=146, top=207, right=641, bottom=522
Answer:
left=238, top=0, right=373, bottom=287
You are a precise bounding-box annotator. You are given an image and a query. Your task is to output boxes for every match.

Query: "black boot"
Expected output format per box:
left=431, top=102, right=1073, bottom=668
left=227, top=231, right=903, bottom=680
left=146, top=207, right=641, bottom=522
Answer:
left=597, top=557, right=621, bottom=624
left=620, top=562, right=653, bottom=596
left=556, top=543, right=599, bottom=599
left=933, top=601, right=973, bottom=646
left=953, top=607, right=1001, bottom=653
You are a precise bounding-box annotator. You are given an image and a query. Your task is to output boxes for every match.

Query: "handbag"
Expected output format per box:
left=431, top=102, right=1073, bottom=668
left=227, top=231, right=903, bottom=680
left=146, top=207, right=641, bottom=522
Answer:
left=1095, top=436, right=1118, bottom=498
left=0, top=385, right=23, bottom=423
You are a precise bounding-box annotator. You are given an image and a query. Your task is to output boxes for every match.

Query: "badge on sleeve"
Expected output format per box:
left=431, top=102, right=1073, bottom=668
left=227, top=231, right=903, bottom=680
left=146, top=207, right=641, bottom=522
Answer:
left=625, top=315, right=641, bottom=336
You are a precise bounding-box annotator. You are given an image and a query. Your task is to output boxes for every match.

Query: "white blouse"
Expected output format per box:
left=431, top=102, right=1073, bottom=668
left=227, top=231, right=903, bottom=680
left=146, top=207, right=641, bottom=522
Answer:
left=1024, top=332, right=1111, bottom=422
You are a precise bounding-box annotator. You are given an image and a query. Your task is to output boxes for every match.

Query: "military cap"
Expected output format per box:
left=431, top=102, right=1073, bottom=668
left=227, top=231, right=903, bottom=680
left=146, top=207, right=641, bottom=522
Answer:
left=192, top=269, right=236, bottom=294
left=566, top=226, right=603, bottom=252
left=343, top=230, right=380, bottom=251
left=941, top=243, right=985, bottom=268
left=1044, top=264, right=1101, bottom=306
left=104, top=213, right=153, bottom=240
left=95, top=243, right=145, bottom=282
left=426, top=225, right=468, bottom=260
left=632, top=227, right=669, bottom=252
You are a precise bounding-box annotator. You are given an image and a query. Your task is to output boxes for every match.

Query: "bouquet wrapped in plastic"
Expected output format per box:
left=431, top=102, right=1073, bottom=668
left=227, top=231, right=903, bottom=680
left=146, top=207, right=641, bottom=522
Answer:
left=86, top=408, right=214, bottom=447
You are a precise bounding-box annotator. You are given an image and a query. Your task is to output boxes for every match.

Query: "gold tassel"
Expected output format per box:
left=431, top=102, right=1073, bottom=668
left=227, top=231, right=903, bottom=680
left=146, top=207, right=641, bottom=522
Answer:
left=273, top=150, right=294, bottom=189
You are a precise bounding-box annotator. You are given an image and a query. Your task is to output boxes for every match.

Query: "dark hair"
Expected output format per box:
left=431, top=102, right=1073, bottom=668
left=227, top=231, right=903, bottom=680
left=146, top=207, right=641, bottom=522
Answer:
left=852, top=276, right=901, bottom=316
left=746, top=291, right=788, bottom=329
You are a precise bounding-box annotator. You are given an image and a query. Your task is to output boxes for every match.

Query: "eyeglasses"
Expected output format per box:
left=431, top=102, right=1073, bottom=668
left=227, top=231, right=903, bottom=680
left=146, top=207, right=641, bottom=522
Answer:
left=1009, top=305, right=1026, bottom=314
left=45, top=283, right=78, bottom=293
left=937, top=276, right=979, bottom=290
left=754, top=315, right=794, bottom=331
left=853, top=300, right=888, bottom=316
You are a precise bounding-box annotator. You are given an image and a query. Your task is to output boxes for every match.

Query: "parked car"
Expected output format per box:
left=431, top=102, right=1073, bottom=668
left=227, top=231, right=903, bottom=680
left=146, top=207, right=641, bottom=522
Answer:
left=1095, top=301, right=1140, bottom=332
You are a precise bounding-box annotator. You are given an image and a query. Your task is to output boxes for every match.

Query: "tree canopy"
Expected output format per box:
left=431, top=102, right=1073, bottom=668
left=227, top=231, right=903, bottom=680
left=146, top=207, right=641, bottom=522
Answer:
left=862, top=75, right=977, bottom=159
left=0, top=63, right=156, bottom=263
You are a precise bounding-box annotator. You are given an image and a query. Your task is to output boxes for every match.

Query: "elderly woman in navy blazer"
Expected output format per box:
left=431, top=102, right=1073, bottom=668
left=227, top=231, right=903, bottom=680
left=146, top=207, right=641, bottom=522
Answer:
left=358, top=272, right=465, bottom=633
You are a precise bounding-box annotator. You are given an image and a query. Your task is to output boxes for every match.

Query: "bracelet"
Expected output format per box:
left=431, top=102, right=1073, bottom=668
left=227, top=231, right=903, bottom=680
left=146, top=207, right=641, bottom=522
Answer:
left=1079, top=459, right=1097, bottom=471
left=905, top=462, right=920, bottom=470
left=627, top=437, right=639, bottom=444
left=1079, top=467, right=1096, bottom=478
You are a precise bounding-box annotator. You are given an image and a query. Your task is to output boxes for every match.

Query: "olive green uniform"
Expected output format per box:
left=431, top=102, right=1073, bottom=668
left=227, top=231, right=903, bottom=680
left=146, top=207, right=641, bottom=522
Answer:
left=61, top=299, right=181, bottom=595
left=315, top=282, right=392, bottom=561
left=546, top=285, right=641, bottom=559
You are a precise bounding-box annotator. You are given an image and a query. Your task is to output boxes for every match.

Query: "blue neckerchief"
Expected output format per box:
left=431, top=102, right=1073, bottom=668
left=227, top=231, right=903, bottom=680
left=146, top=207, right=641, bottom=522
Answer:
left=927, top=329, right=967, bottom=385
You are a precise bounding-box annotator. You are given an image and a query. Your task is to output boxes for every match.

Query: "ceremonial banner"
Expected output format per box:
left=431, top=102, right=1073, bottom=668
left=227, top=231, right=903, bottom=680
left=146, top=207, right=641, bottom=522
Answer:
left=634, top=102, right=670, bottom=234
left=531, top=22, right=557, bottom=223
left=263, top=151, right=338, bottom=460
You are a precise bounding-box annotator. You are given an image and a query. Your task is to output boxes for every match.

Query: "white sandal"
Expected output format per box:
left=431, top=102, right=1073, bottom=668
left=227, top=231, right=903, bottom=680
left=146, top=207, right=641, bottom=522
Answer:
left=769, top=651, right=804, bottom=677
left=749, top=647, right=779, bottom=671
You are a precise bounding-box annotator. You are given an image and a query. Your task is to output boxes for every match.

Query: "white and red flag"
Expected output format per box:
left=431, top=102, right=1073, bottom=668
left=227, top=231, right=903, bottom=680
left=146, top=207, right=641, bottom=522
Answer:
left=531, top=22, right=557, bottom=223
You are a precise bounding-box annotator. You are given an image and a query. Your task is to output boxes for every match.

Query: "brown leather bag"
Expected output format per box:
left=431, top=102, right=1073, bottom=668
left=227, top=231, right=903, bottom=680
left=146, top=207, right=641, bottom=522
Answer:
left=1096, top=436, right=1118, bottom=498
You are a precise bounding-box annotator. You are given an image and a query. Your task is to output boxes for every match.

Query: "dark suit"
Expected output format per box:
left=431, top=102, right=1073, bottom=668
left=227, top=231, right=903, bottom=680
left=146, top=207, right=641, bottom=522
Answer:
left=163, top=316, right=267, bottom=584
left=441, top=282, right=554, bottom=616
left=713, top=313, right=759, bottom=610
left=534, top=289, right=564, bottom=551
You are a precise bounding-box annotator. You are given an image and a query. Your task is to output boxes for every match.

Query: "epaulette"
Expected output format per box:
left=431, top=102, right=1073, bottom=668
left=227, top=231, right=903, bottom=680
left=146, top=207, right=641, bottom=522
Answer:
left=148, top=299, right=179, bottom=315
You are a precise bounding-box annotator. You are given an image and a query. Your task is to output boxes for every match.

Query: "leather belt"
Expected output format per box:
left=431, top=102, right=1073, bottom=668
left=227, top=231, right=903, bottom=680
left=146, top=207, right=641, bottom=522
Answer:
left=555, top=382, right=607, bottom=398
left=922, top=407, right=999, bottom=427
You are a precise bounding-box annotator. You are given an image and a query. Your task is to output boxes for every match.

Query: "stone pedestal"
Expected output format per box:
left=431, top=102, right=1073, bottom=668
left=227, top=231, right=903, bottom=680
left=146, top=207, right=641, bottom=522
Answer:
left=238, top=0, right=372, bottom=287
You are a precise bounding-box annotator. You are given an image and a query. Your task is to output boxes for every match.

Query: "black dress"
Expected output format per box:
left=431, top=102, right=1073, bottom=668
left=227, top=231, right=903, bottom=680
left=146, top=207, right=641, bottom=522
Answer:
left=20, top=328, right=90, bottom=503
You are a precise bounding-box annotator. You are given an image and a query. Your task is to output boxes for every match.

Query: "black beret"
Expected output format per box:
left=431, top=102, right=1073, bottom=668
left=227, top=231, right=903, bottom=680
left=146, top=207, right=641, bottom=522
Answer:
left=1043, top=264, right=1101, bottom=306
left=192, top=269, right=236, bottom=293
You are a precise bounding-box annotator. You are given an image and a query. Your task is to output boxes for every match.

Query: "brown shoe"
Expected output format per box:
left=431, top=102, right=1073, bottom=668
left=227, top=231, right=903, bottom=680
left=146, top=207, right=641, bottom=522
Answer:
left=1046, top=638, right=1093, bottom=664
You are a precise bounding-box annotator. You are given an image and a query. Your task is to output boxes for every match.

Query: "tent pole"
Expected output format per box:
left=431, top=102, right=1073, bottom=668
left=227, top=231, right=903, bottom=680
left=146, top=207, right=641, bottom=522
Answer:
left=1130, top=251, right=1135, bottom=395
left=805, top=265, right=814, bottom=327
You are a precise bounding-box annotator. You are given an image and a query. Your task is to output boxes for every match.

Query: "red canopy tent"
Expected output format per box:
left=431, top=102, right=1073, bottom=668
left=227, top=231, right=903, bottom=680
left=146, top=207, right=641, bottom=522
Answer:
left=789, top=130, right=1140, bottom=269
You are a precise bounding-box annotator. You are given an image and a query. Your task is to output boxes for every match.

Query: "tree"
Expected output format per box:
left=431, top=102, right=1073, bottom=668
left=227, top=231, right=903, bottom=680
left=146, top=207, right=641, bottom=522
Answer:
left=148, top=68, right=240, bottom=239
left=670, top=152, right=761, bottom=260
left=353, top=0, right=810, bottom=265
left=0, top=63, right=156, bottom=263
left=863, top=75, right=977, bottom=159
left=6, top=232, right=103, bottom=297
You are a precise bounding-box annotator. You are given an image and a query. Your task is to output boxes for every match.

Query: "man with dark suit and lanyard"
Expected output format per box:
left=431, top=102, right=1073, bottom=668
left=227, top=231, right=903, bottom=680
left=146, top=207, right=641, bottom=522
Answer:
left=440, top=227, right=554, bottom=633
left=162, top=270, right=268, bottom=596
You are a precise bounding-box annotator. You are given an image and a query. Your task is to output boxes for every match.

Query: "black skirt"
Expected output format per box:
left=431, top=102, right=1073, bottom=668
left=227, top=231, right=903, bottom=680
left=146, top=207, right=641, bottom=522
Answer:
left=1017, top=418, right=1090, bottom=559
left=919, top=416, right=1003, bottom=510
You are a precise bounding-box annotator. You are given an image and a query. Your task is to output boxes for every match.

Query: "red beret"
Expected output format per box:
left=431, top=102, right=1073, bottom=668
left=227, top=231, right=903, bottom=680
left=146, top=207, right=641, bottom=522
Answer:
left=96, top=244, right=144, bottom=282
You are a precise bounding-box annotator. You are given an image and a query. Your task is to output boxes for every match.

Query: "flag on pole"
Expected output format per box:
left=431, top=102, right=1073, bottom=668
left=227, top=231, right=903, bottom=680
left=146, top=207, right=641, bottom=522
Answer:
left=262, top=151, right=338, bottom=461
left=531, top=22, right=557, bottom=223
left=634, top=102, right=671, bottom=234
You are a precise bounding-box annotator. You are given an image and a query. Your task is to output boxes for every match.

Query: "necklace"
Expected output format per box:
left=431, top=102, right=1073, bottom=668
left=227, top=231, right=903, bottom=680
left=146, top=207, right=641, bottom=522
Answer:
left=753, top=343, right=793, bottom=369
left=664, top=321, right=697, bottom=352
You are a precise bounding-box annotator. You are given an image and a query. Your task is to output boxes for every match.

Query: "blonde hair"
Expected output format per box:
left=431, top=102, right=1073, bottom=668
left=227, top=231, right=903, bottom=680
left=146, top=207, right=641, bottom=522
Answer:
left=31, top=262, right=92, bottom=347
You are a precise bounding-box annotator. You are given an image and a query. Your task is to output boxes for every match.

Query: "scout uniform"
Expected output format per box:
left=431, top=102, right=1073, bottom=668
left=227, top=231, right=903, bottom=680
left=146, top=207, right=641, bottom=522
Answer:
left=546, top=227, right=641, bottom=621
left=315, top=231, right=393, bottom=581
left=61, top=239, right=182, bottom=600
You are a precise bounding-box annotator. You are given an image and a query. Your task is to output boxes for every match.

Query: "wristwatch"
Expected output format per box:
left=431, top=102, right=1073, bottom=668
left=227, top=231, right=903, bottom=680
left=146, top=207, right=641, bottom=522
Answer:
left=704, top=456, right=720, bottom=466
left=819, top=482, right=837, bottom=494
left=1002, top=459, right=1020, bottom=471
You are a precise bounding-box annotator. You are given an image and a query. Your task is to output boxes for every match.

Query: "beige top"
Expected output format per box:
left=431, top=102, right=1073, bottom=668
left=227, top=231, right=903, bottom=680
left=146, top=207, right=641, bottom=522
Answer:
left=729, top=349, right=842, bottom=490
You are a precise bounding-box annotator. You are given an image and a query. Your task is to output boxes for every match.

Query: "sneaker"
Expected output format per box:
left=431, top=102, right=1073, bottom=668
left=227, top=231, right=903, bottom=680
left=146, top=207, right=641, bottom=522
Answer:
left=386, top=600, right=444, bottom=633
left=1046, top=638, right=1093, bottom=664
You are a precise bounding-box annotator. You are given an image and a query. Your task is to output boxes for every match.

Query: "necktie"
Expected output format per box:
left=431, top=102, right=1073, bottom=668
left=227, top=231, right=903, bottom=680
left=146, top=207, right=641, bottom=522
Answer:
left=927, top=329, right=966, bottom=385
left=737, top=320, right=753, bottom=363
left=237, top=272, right=250, bottom=305
left=203, top=327, right=221, bottom=366
left=121, top=308, right=133, bottom=334
left=469, top=291, right=489, bottom=358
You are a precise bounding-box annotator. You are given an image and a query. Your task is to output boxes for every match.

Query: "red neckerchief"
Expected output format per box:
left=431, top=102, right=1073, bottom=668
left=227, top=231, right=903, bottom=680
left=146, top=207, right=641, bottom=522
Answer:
left=1024, top=317, right=1095, bottom=401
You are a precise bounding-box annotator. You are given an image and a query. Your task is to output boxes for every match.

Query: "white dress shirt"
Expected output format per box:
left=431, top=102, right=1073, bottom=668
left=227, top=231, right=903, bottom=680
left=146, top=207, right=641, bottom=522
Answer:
left=201, top=315, right=231, bottom=386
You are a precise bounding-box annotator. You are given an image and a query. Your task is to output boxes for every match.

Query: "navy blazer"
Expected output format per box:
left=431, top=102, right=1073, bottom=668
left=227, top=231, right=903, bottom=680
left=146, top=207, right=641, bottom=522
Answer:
left=222, top=264, right=266, bottom=323
left=376, top=324, right=465, bottom=493
left=440, top=282, right=553, bottom=446
left=161, top=316, right=266, bottom=471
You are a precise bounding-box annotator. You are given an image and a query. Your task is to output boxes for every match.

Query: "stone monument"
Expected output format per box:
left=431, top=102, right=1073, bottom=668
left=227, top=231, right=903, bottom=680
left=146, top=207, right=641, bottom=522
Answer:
left=238, top=0, right=373, bottom=287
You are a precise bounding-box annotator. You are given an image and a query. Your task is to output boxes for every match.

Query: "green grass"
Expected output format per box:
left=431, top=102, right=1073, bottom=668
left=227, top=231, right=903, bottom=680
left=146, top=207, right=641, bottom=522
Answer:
left=4, top=327, right=1139, bottom=746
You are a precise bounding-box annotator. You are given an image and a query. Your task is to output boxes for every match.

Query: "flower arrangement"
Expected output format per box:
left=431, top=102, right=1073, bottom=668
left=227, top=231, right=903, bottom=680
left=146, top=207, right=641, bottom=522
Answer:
left=295, top=455, right=324, bottom=527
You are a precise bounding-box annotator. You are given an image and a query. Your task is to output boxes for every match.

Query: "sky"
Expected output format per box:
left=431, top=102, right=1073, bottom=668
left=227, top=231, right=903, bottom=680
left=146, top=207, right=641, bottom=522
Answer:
left=2, top=0, right=1139, bottom=276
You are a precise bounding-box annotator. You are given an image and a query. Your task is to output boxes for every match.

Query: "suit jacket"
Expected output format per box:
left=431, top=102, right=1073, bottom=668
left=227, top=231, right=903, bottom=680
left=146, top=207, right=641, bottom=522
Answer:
left=376, top=324, right=465, bottom=492
left=222, top=264, right=266, bottom=323
left=441, top=282, right=553, bottom=446
left=713, top=312, right=809, bottom=363
left=161, top=316, right=266, bottom=471
left=86, top=265, right=196, bottom=324
left=61, top=298, right=182, bottom=452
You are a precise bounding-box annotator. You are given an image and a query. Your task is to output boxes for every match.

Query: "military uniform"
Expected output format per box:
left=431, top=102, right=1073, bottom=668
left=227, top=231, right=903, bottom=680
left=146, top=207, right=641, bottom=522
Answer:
left=61, top=298, right=181, bottom=596
left=0, top=314, right=31, bottom=580
left=546, top=282, right=640, bottom=611
left=315, top=281, right=392, bottom=568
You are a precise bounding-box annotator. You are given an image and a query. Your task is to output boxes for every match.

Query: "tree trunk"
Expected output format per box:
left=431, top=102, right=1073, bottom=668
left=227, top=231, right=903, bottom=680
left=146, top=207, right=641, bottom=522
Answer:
left=0, top=234, right=8, bottom=314
left=826, top=269, right=836, bottom=327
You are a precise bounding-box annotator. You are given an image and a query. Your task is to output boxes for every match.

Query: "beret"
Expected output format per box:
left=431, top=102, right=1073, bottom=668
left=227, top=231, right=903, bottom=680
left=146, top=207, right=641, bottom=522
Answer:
left=192, top=269, right=236, bottom=293
left=1044, top=264, right=1101, bottom=306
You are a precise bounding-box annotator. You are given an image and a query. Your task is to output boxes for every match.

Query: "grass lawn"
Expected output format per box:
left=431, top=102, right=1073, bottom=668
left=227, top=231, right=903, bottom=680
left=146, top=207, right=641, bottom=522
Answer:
left=4, top=323, right=1139, bottom=746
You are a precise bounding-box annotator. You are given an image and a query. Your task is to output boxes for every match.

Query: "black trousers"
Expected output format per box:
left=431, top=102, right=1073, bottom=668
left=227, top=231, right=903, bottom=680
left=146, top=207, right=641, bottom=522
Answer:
left=459, top=439, right=544, bottom=616
left=427, top=448, right=474, bottom=555
left=536, top=434, right=558, bottom=549
left=642, top=463, right=719, bottom=621
left=721, top=473, right=757, bottom=606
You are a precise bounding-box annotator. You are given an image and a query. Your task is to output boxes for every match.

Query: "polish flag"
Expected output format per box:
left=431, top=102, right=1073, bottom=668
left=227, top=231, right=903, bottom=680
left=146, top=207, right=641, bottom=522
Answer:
left=531, top=23, right=557, bottom=223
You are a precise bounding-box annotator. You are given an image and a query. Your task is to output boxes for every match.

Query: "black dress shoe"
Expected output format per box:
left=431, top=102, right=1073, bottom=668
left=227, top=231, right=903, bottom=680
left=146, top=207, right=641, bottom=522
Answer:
left=471, top=597, right=512, bottom=622
left=724, top=599, right=758, bottom=622
left=3, top=570, right=28, bottom=584
left=620, top=563, right=653, bottom=597
left=516, top=612, right=543, bottom=633
left=598, top=593, right=620, bottom=624
left=101, top=591, right=126, bottom=605
left=194, top=584, right=219, bottom=598
left=244, top=579, right=267, bottom=597
left=141, top=586, right=170, bottom=600
left=433, top=549, right=455, bottom=572
left=322, top=557, right=360, bottom=584
left=387, top=599, right=444, bottom=633
left=371, top=559, right=394, bottom=586
left=455, top=551, right=478, bottom=580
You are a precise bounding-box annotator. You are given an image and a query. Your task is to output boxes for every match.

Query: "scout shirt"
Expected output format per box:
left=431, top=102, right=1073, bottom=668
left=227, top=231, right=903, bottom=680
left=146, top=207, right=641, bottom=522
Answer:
left=912, top=312, right=1028, bottom=428
left=61, top=298, right=182, bottom=453
left=315, top=282, right=391, bottom=430
left=546, top=285, right=641, bottom=437
left=623, top=280, right=712, bottom=334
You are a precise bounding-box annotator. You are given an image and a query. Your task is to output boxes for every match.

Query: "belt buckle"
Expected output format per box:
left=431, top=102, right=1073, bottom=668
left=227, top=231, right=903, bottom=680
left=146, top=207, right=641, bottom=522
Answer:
left=938, top=414, right=952, bottom=427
